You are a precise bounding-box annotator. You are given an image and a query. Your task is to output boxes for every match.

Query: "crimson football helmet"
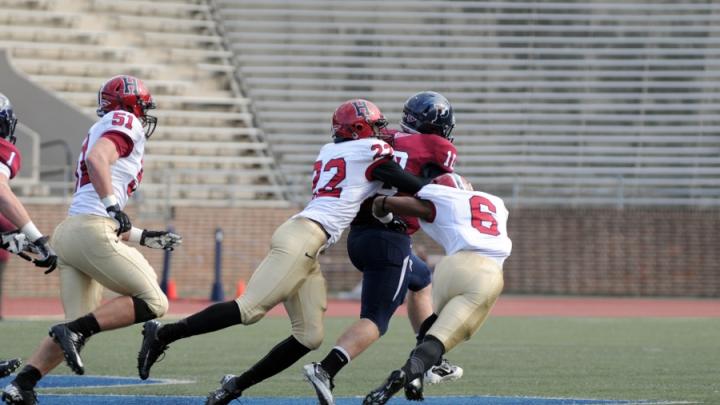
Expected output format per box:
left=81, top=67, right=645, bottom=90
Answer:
left=96, top=75, right=157, bottom=138
left=331, top=99, right=388, bottom=141
left=0, top=93, right=18, bottom=144
left=432, top=173, right=473, bottom=191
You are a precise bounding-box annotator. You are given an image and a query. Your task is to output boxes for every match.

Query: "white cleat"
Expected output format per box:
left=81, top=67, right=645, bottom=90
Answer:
left=424, top=358, right=463, bottom=385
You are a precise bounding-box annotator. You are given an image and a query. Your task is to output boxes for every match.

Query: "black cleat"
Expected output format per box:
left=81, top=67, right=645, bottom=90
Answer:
left=302, top=362, right=335, bottom=405
left=363, top=369, right=406, bottom=405
left=137, top=320, right=169, bottom=380
left=0, top=359, right=21, bottom=378
left=205, top=374, right=242, bottom=405
left=49, top=324, right=86, bottom=375
left=404, top=376, right=424, bottom=401
left=1, top=382, right=37, bottom=405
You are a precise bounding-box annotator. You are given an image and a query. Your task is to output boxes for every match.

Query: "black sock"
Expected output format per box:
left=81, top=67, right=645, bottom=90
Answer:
left=14, top=365, right=41, bottom=390
left=415, top=313, right=438, bottom=345
left=158, top=301, right=241, bottom=344
left=319, top=347, right=350, bottom=378
left=234, top=336, right=311, bottom=392
left=65, top=313, right=101, bottom=337
left=401, top=335, right=445, bottom=382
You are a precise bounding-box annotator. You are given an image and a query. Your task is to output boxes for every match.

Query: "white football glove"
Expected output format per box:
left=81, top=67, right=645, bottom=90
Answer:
left=140, top=230, right=183, bottom=251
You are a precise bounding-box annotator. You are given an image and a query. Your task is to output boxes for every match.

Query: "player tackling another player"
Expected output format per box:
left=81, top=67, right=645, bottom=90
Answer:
left=2, top=76, right=181, bottom=405
left=363, top=172, right=512, bottom=404
left=136, top=99, right=431, bottom=405
left=303, top=91, right=463, bottom=405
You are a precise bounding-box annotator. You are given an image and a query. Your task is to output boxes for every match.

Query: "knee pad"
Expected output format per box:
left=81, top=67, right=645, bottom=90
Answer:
left=132, top=294, right=167, bottom=323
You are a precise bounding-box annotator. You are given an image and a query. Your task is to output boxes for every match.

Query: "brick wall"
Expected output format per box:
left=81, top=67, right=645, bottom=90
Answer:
left=3, top=205, right=718, bottom=298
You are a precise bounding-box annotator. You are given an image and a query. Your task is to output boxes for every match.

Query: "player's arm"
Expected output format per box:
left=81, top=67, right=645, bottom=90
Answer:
left=0, top=170, right=33, bottom=230
left=0, top=170, right=57, bottom=272
left=368, top=159, right=428, bottom=194
left=86, top=137, right=132, bottom=235
left=372, top=195, right=434, bottom=223
left=119, top=227, right=183, bottom=251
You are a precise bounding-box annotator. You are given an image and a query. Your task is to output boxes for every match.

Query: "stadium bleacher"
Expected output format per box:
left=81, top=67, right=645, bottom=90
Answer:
left=213, top=0, right=720, bottom=207
left=0, top=0, right=290, bottom=209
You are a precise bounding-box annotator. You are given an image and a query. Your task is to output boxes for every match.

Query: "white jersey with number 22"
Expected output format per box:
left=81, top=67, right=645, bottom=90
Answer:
left=297, top=137, right=393, bottom=246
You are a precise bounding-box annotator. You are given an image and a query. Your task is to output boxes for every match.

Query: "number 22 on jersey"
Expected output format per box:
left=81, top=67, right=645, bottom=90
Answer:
left=312, top=158, right=347, bottom=198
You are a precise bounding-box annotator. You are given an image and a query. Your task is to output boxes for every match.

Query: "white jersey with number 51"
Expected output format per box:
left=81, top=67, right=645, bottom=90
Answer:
left=297, top=137, right=393, bottom=246
left=417, top=184, right=512, bottom=266
left=69, top=110, right=146, bottom=217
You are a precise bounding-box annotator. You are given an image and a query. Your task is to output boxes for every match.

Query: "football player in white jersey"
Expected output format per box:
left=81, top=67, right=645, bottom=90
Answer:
left=363, top=173, right=511, bottom=405
left=2, top=76, right=181, bottom=405
left=136, top=99, right=428, bottom=405
left=0, top=93, right=58, bottom=380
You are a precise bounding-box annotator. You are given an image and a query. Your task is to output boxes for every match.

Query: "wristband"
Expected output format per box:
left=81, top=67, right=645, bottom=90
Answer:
left=128, top=227, right=144, bottom=243
left=381, top=196, right=388, bottom=212
left=20, top=221, right=43, bottom=242
left=375, top=212, right=394, bottom=224
left=101, top=195, right=119, bottom=209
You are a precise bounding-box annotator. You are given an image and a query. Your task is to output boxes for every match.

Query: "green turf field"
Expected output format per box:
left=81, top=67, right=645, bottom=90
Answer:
left=0, top=316, right=717, bottom=403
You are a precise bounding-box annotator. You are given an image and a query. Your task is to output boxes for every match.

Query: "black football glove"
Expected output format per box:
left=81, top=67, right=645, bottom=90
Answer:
left=140, top=230, right=183, bottom=251
left=106, top=204, right=132, bottom=236
left=386, top=216, right=408, bottom=233
left=30, top=236, right=58, bottom=274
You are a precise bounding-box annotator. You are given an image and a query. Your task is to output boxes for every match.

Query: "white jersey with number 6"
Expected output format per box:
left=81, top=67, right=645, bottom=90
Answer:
left=69, top=110, right=146, bottom=217
left=417, top=184, right=512, bottom=266
left=296, top=137, right=393, bottom=246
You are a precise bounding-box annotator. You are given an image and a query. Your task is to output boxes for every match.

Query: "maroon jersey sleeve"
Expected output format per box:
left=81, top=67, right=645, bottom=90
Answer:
left=0, top=138, right=22, bottom=179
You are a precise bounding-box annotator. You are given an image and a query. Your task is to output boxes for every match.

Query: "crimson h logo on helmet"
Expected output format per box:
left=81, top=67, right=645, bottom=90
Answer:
left=122, top=76, right=138, bottom=95
left=352, top=100, right=370, bottom=118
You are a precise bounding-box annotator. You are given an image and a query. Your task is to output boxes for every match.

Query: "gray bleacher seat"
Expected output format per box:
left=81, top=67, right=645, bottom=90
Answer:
left=0, top=0, right=289, bottom=206
left=215, top=0, right=720, bottom=207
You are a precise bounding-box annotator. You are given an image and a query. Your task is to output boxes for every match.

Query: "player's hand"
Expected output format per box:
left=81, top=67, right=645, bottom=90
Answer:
left=140, top=230, right=183, bottom=251
left=1, top=230, right=31, bottom=255
left=106, top=204, right=132, bottom=236
left=386, top=217, right=408, bottom=233
left=30, top=236, right=58, bottom=274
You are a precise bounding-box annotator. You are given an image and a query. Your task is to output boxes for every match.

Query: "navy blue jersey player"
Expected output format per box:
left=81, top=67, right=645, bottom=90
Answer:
left=303, top=92, right=463, bottom=405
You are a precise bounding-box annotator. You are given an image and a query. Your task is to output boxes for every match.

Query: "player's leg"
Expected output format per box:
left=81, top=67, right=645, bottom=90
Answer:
left=0, top=259, right=22, bottom=380
left=47, top=216, right=168, bottom=375
left=305, top=227, right=411, bottom=405
left=2, top=256, right=99, bottom=404
left=209, top=268, right=327, bottom=404
left=139, top=217, right=327, bottom=379
left=364, top=253, right=503, bottom=405
left=406, top=254, right=464, bottom=384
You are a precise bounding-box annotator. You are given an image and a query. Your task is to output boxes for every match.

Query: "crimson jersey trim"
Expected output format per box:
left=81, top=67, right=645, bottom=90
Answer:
left=101, top=131, right=134, bottom=158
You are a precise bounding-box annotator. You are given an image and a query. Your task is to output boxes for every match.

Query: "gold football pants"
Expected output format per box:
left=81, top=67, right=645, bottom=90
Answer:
left=51, top=214, right=168, bottom=320
left=235, top=216, right=328, bottom=349
left=428, top=251, right=504, bottom=352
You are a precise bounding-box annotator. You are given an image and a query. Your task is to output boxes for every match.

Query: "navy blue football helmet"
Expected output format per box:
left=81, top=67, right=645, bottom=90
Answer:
left=0, top=93, right=18, bottom=144
left=400, top=91, right=455, bottom=141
